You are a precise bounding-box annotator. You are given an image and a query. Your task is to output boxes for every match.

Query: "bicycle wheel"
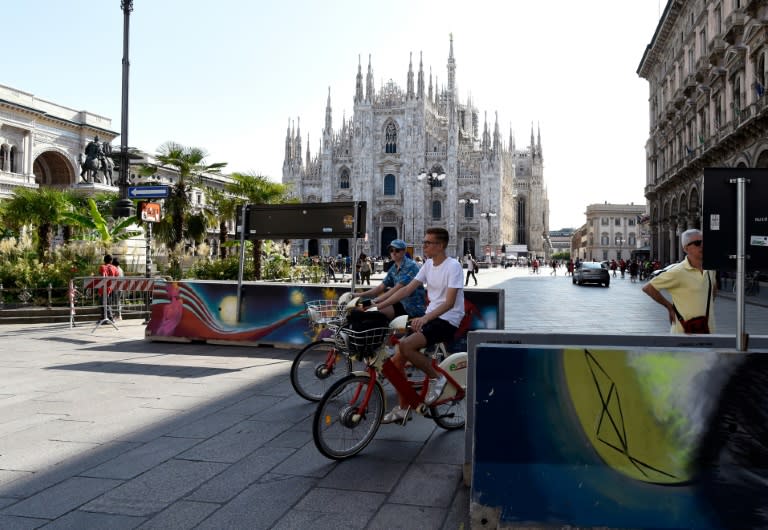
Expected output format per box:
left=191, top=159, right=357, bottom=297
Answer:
left=290, top=340, right=352, bottom=402
left=430, top=395, right=466, bottom=430
left=313, top=374, right=385, bottom=460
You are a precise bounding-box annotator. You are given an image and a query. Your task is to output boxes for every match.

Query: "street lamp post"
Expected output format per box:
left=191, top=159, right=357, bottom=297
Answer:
left=113, top=0, right=136, bottom=218
left=417, top=168, right=446, bottom=220
left=480, top=211, right=497, bottom=264
left=416, top=168, right=445, bottom=256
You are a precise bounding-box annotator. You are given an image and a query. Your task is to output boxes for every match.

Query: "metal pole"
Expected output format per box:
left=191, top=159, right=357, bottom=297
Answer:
left=113, top=0, right=135, bottom=218
left=350, top=202, right=358, bottom=292
left=145, top=222, right=152, bottom=278
left=236, top=204, right=248, bottom=322
left=736, top=177, right=747, bottom=351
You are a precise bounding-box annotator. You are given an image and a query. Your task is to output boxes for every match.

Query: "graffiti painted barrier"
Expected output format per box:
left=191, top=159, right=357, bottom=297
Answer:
left=145, top=280, right=502, bottom=348
left=470, top=340, right=768, bottom=529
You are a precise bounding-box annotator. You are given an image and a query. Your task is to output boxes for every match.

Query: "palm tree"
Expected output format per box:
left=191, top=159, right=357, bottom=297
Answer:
left=144, top=142, right=226, bottom=252
left=2, top=187, right=72, bottom=263
left=205, top=187, right=239, bottom=259
left=226, top=173, right=291, bottom=279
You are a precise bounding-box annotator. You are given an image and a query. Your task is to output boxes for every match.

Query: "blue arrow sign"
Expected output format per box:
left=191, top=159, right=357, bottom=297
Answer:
left=128, top=185, right=170, bottom=199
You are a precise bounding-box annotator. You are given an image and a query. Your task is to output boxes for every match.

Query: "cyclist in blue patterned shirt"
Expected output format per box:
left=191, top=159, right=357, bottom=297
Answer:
left=356, top=239, right=426, bottom=319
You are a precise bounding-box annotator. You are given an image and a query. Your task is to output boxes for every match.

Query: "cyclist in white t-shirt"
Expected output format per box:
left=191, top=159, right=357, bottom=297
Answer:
left=373, top=227, right=465, bottom=423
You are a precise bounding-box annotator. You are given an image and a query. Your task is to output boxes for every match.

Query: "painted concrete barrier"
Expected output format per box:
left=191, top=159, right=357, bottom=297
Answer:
left=145, top=280, right=503, bottom=348
left=469, top=336, right=768, bottom=529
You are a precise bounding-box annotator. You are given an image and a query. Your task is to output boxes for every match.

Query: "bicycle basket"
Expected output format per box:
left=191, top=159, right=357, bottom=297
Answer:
left=335, top=327, right=391, bottom=357
left=306, top=300, right=343, bottom=325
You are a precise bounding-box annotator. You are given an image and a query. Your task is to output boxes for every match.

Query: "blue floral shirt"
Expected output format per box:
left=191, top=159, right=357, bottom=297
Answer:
left=383, top=257, right=426, bottom=317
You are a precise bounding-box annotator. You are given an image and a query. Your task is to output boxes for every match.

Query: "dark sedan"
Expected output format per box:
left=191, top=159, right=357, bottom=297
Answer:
left=573, top=261, right=610, bottom=287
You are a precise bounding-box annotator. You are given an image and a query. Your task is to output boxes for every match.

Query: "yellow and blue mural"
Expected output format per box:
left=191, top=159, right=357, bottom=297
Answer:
left=472, top=344, right=766, bottom=529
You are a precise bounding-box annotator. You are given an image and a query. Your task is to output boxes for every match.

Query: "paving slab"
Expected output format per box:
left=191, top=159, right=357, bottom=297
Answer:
left=42, top=511, right=145, bottom=530
left=387, top=463, right=463, bottom=508
left=82, top=436, right=201, bottom=480
left=83, top=459, right=228, bottom=517
left=176, top=419, right=293, bottom=463
left=195, top=474, right=316, bottom=530
left=1, top=476, right=121, bottom=519
left=136, top=500, right=219, bottom=530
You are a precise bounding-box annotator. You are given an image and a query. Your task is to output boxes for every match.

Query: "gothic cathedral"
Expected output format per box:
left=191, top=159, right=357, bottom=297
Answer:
left=282, top=36, right=549, bottom=260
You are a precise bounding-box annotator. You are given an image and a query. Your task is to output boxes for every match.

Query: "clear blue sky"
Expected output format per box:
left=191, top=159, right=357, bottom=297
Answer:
left=3, top=1, right=662, bottom=230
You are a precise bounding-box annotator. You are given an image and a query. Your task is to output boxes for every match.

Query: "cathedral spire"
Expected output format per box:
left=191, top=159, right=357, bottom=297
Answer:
left=366, top=54, right=374, bottom=102
left=355, top=55, right=363, bottom=104
left=407, top=52, right=415, bottom=100
left=447, top=33, right=456, bottom=97
left=428, top=67, right=433, bottom=102
left=295, top=117, right=302, bottom=165
left=417, top=51, right=424, bottom=100
left=537, top=122, right=542, bottom=159
left=434, top=76, right=439, bottom=107
left=306, top=132, right=310, bottom=169
left=482, top=111, right=489, bottom=152
left=530, top=122, right=535, bottom=158
left=324, top=87, right=332, bottom=133
left=493, top=111, right=500, bottom=153
left=509, top=124, right=515, bottom=153
left=284, top=118, right=291, bottom=165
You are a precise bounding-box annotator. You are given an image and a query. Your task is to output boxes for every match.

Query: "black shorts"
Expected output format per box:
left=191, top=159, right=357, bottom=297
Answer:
left=419, top=318, right=458, bottom=347
left=392, top=302, right=407, bottom=317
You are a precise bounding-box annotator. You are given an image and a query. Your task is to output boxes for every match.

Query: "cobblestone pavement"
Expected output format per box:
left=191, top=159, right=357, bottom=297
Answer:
left=1, top=267, right=766, bottom=529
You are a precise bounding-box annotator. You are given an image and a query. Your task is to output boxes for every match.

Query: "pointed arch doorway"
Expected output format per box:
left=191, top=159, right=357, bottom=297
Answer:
left=380, top=227, right=398, bottom=257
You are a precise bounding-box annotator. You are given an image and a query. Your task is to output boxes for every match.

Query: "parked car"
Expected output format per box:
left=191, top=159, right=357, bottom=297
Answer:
left=573, top=261, right=610, bottom=287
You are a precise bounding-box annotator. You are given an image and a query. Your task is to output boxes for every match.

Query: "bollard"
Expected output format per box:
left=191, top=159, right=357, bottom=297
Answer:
left=47, top=283, right=53, bottom=309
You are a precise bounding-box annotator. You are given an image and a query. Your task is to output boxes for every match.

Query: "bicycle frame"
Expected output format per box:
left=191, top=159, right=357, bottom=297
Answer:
left=352, top=353, right=466, bottom=417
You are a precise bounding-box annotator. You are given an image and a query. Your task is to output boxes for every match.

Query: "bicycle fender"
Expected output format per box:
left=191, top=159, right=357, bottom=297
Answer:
left=438, top=352, right=468, bottom=400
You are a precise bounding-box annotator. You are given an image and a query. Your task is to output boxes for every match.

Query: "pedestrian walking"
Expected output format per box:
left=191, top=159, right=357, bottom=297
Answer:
left=465, top=253, right=478, bottom=286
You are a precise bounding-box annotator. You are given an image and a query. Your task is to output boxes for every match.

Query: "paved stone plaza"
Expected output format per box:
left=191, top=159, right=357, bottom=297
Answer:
left=1, top=268, right=766, bottom=528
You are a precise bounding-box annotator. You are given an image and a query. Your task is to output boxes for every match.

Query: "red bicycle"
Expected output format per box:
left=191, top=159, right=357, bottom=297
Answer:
left=312, top=315, right=467, bottom=460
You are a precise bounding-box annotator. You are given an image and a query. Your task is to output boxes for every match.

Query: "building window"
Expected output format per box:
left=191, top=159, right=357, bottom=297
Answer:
left=384, top=174, right=396, bottom=195
left=629, top=233, right=636, bottom=246
left=339, top=168, right=350, bottom=189
left=432, top=200, right=442, bottom=219
left=628, top=218, right=636, bottom=226
left=385, top=121, right=397, bottom=153
left=464, top=201, right=474, bottom=218
left=601, top=233, right=610, bottom=245
left=603, top=250, right=609, bottom=261
left=601, top=217, right=609, bottom=226
left=615, top=218, right=621, bottom=226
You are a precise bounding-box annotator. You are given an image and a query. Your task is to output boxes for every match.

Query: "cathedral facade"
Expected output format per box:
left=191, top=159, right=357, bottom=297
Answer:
left=282, top=37, right=549, bottom=261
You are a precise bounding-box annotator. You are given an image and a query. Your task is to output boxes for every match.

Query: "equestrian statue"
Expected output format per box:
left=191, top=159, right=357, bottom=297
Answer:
left=79, top=135, right=114, bottom=185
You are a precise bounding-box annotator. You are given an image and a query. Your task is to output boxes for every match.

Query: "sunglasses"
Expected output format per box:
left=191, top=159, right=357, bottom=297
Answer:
left=388, top=247, right=404, bottom=253
left=687, top=240, right=703, bottom=247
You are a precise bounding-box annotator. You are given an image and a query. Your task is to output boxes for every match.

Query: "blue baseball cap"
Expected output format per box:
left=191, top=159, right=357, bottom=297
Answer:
left=388, top=239, right=407, bottom=250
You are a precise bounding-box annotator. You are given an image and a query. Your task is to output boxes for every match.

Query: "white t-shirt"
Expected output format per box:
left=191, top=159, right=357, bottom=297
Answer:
left=415, top=257, right=465, bottom=327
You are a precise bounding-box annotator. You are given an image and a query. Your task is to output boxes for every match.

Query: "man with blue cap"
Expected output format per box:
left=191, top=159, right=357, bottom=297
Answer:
left=356, top=239, right=426, bottom=320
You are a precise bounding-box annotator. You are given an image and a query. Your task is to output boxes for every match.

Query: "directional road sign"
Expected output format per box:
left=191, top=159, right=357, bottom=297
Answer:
left=128, top=185, right=170, bottom=199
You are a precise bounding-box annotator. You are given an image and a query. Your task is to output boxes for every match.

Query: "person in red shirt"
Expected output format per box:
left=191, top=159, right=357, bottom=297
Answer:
left=97, top=254, right=119, bottom=321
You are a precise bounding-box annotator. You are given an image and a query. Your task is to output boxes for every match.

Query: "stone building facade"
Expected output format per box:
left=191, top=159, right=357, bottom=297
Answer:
left=0, top=83, right=119, bottom=198
left=282, top=37, right=550, bottom=260
left=638, top=0, right=768, bottom=263
left=575, top=203, right=647, bottom=262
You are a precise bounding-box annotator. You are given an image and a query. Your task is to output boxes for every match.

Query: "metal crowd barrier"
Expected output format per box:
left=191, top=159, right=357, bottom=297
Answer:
left=69, top=276, right=155, bottom=329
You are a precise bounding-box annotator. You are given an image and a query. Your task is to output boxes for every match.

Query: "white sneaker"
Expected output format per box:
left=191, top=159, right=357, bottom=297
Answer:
left=381, top=406, right=411, bottom=424
left=425, top=374, right=447, bottom=405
